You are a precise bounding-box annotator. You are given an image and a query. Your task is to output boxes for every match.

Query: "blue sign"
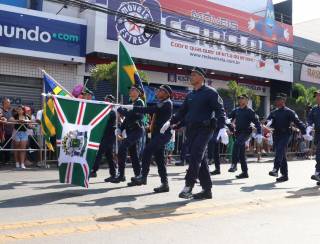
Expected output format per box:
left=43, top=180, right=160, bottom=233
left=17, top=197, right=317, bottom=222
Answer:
left=0, top=9, right=86, bottom=57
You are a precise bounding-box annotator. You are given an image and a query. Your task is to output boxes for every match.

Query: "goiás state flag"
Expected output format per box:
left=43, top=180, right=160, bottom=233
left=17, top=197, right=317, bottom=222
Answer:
left=52, top=95, right=113, bottom=188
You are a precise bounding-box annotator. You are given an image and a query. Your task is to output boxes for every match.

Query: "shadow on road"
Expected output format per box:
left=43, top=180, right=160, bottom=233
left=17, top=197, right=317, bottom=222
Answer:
left=96, top=200, right=190, bottom=222
left=0, top=186, right=126, bottom=208
left=0, top=179, right=59, bottom=191
left=241, top=182, right=290, bottom=192
left=286, top=186, right=320, bottom=198
left=60, top=192, right=156, bottom=207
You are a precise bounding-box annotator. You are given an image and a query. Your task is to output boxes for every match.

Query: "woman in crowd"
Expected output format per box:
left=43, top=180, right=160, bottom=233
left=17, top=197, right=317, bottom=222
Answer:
left=10, top=106, right=30, bottom=169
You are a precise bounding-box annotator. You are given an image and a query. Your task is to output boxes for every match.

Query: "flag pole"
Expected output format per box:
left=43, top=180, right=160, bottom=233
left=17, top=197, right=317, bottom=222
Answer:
left=115, top=37, right=121, bottom=154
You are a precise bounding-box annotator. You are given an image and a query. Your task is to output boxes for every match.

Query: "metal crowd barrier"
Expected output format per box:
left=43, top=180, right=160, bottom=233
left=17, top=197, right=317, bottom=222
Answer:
left=0, top=121, right=50, bottom=168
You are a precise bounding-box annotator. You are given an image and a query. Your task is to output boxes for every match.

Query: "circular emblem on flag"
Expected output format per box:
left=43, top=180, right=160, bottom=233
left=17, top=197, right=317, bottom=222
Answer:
left=116, top=2, right=154, bottom=45
left=62, top=130, right=87, bottom=157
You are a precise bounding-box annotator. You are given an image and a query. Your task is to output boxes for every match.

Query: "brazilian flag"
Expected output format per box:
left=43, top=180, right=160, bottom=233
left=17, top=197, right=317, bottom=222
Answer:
left=118, top=41, right=145, bottom=101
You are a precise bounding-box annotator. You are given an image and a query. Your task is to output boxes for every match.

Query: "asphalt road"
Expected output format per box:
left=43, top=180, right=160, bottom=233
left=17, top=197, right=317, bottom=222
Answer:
left=0, top=159, right=320, bottom=244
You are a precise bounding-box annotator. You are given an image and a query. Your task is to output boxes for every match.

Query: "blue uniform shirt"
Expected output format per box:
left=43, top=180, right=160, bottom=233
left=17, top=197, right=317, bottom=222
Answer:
left=229, top=106, right=262, bottom=134
left=118, top=98, right=144, bottom=131
left=307, top=105, right=320, bottom=131
left=172, top=85, right=226, bottom=129
left=133, top=98, right=173, bottom=135
left=267, top=106, right=306, bottom=135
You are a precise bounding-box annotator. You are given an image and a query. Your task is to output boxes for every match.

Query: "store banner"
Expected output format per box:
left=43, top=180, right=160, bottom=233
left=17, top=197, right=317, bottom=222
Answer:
left=91, top=0, right=293, bottom=82
left=0, top=5, right=86, bottom=60
left=300, top=52, right=320, bottom=84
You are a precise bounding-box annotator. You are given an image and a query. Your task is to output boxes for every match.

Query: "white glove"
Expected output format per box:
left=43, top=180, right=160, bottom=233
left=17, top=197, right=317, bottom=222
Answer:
left=303, top=134, right=313, bottom=141
left=121, top=105, right=134, bottom=111
left=266, top=119, right=273, bottom=127
left=122, top=129, right=127, bottom=138
left=306, top=126, right=313, bottom=135
left=217, top=128, right=229, bottom=145
left=160, top=120, right=170, bottom=134
left=115, top=128, right=121, bottom=137
left=226, top=118, right=232, bottom=125
left=256, top=134, right=263, bottom=144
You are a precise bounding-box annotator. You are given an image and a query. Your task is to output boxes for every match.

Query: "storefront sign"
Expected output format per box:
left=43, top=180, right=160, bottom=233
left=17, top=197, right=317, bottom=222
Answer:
left=300, top=52, right=320, bottom=84
left=88, top=0, right=293, bottom=82
left=0, top=4, right=86, bottom=62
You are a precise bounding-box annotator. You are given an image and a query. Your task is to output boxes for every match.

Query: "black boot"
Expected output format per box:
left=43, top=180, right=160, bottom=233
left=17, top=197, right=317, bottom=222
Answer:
left=211, top=169, right=221, bottom=175
left=129, top=175, right=147, bottom=186
left=228, top=164, right=237, bottom=173
left=317, top=181, right=320, bottom=186
left=269, top=169, right=279, bottom=177
left=178, top=186, right=193, bottom=199
left=104, top=176, right=115, bottom=183
left=193, top=189, right=212, bottom=200
left=90, top=171, right=97, bottom=178
left=276, top=175, right=289, bottom=182
left=110, top=176, right=126, bottom=184
left=154, top=183, right=169, bottom=193
left=236, top=172, right=249, bottom=179
left=175, top=161, right=185, bottom=166
left=311, top=174, right=320, bottom=182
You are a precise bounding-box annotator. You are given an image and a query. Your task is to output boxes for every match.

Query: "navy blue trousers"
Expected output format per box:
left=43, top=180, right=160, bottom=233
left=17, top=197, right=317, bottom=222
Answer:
left=117, top=128, right=143, bottom=178
left=314, top=133, right=320, bottom=172
left=207, top=133, right=220, bottom=170
left=273, top=134, right=291, bottom=176
left=185, top=127, right=213, bottom=190
left=232, top=133, right=251, bottom=173
left=141, top=132, right=172, bottom=183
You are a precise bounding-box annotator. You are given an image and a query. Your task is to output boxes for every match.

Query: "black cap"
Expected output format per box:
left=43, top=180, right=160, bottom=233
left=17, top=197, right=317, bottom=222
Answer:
left=130, top=84, right=144, bottom=95
left=191, top=67, right=206, bottom=78
left=104, top=94, right=115, bottom=103
left=237, top=94, right=249, bottom=99
left=275, top=93, right=287, bottom=100
left=159, top=85, right=173, bottom=97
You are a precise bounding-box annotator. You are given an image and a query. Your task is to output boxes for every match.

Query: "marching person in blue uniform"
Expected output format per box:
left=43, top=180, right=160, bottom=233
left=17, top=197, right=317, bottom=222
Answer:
left=267, top=93, right=308, bottom=182
left=122, top=85, right=173, bottom=193
left=162, top=67, right=227, bottom=200
left=208, top=129, right=221, bottom=175
left=306, top=90, right=320, bottom=183
left=111, top=85, right=144, bottom=185
left=228, top=94, right=262, bottom=179
left=90, top=95, right=117, bottom=181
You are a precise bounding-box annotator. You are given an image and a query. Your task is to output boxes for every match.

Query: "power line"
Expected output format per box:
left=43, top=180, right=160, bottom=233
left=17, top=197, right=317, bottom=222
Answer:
left=53, top=0, right=320, bottom=68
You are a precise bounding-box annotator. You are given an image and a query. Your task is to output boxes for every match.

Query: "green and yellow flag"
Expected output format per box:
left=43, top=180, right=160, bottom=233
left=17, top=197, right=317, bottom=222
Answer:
left=41, top=73, right=71, bottom=151
left=118, top=40, right=145, bottom=101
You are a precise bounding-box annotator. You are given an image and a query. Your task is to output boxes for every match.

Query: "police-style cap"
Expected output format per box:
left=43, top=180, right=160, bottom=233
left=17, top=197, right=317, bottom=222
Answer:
left=237, top=94, right=249, bottom=99
left=159, top=85, right=173, bottom=97
left=104, top=94, right=115, bottom=103
left=275, top=93, right=287, bottom=100
left=130, top=84, right=144, bottom=95
left=191, top=67, right=206, bottom=78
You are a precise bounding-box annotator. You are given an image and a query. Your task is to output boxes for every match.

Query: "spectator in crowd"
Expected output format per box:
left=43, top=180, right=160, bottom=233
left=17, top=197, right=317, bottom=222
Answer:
left=10, top=105, right=30, bottom=169
left=0, top=98, right=13, bottom=164
left=25, top=107, right=37, bottom=165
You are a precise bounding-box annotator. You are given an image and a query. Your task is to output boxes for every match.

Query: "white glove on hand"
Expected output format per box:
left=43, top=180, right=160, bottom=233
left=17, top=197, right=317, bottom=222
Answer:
left=226, top=118, right=232, bottom=125
left=160, top=121, right=171, bottom=134
left=217, top=128, right=229, bottom=145
left=115, top=128, right=121, bottom=137
left=303, top=134, right=313, bottom=141
left=266, top=119, right=273, bottom=127
left=256, top=134, right=263, bottom=144
left=121, top=105, right=134, bottom=111
left=306, top=126, right=313, bottom=135
left=122, top=129, right=127, bottom=139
